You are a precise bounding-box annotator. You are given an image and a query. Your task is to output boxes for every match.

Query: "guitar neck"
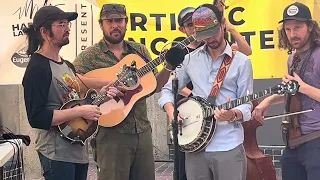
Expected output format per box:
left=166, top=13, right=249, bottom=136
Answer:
left=212, top=87, right=272, bottom=111
left=136, top=35, right=196, bottom=77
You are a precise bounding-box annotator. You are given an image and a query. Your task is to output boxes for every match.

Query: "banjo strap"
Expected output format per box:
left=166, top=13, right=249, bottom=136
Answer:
left=207, top=50, right=236, bottom=105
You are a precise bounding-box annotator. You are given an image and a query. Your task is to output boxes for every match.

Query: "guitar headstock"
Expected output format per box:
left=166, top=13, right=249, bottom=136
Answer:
left=271, top=80, right=300, bottom=95
left=116, top=64, right=139, bottom=88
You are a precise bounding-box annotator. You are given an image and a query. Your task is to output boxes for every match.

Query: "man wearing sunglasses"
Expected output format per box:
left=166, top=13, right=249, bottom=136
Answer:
left=73, top=3, right=175, bottom=180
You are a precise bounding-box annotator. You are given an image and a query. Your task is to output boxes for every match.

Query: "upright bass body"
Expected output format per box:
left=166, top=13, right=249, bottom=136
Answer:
left=281, top=94, right=302, bottom=149
left=243, top=100, right=277, bottom=180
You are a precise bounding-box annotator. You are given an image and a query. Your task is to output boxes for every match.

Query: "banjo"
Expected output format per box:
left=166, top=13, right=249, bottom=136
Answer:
left=171, top=80, right=299, bottom=153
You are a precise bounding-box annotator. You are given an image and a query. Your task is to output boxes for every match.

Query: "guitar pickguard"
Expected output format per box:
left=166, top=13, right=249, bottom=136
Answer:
left=122, top=85, right=143, bottom=105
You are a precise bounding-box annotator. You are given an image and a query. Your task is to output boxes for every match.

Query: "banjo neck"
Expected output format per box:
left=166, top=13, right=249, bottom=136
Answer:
left=205, top=87, right=273, bottom=117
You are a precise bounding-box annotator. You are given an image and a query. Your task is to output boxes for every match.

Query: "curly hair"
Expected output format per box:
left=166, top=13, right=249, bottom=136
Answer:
left=278, top=20, right=320, bottom=54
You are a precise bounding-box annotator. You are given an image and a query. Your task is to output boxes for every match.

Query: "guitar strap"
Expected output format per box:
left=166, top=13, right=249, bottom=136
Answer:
left=207, top=50, right=236, bottom=105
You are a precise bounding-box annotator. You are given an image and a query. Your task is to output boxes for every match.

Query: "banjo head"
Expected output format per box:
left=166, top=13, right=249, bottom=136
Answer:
left=177, top=98, right=205, bottom=145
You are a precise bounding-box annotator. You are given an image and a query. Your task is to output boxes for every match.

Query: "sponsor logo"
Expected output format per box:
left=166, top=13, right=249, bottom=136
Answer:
left=287, top=5, right=299, bottom=16
left=11, top=45, right=30, bottom=68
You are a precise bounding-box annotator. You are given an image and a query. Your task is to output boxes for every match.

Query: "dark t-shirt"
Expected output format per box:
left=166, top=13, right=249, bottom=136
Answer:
left=177, top=42, right=205, bottom=101
left=22, top=53, right=88, bottom=163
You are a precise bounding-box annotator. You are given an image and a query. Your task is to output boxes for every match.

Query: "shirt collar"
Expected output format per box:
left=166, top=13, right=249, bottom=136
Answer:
left=199, top=40, right=233, bottom=58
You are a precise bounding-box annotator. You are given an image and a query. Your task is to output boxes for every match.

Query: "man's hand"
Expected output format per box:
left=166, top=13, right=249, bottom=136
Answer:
left=225, top=18, right=235, bottom=32
left=77, top=105, right=101, bottom=121
left=99, top=86, right=124, bottom=97
left=213, top=97, right=235, bottom=121
left=282, top=72, right=306, bottom=93
left=252, top=101, right=269, bottom=125
left=214, top=108, right=235, bottom=121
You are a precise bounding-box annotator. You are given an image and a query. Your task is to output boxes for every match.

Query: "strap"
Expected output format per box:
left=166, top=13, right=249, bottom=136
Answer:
left=126, top=41, right=150, bottom=64
left=209, top=51, right=236, bottom=97
left=285, top=47, right=315, bottom=112
left=289, top=130, right=320, bottom=147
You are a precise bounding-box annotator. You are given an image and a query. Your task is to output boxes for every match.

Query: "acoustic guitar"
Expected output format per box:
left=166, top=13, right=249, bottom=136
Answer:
left=83, top=35, right=201, bottom=127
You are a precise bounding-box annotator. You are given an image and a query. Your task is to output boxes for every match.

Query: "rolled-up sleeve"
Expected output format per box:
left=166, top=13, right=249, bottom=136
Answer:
left=233, top=58, right=253, bottom=121
left=158, top=63, right=191, bottom=110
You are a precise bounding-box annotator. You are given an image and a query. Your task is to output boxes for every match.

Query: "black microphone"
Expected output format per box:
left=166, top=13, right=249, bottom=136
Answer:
left=165, top=47, right=186, bottom=69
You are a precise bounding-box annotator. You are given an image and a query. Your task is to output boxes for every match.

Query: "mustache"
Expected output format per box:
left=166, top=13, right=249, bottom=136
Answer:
left=63, top=33, right=69, bottom=37
left=290, top=37, right=301, bottom=41
left=111, top=29, right=121, bottom=34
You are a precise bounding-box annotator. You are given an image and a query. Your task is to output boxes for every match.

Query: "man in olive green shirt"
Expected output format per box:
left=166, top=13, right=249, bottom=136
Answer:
left=73, top=3, right=174, bottom=180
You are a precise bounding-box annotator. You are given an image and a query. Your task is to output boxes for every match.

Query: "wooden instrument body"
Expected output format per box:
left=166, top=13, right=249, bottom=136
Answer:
left=58, top=89, right=99, bottom=145
left=243, top=100, right=277, bottom=180
left=83, top=54, right=157, bottom=127
left=282, top=94, right=302, bottom=149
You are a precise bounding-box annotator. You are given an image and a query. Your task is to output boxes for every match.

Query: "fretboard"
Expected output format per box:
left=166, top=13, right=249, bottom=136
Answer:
left=136, top=35, right=196, bottom=77
left=204, top=87, right=272, bottom=117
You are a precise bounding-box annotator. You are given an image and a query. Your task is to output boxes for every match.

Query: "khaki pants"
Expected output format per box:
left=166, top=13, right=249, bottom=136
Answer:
left=185, top=144, right=247, bottom=180
left=95, top=128, right=155, bottom=180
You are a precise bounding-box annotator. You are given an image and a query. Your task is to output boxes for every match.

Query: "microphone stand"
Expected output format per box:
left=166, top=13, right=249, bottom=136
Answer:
left=172, top=71, right=182, bottom=180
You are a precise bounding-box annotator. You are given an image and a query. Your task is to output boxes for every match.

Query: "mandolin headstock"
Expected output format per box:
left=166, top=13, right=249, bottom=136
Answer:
left=271, top=80, right=300, bottom=95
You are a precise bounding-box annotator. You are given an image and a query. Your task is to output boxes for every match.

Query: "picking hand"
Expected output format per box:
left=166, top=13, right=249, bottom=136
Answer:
left=79, top=105, right=101, bottom=121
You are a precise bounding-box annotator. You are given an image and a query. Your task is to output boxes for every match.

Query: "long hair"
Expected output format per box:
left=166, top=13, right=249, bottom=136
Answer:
left=278, top=20, right=320, bottom=54
left=22, top=21, right=54, bottom=56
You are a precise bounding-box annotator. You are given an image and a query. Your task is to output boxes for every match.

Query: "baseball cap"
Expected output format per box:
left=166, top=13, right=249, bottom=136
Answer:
left=100, top=3, right=127, bottom=20
left=178, top=7, right=195, bottom=26
left=278, top=2, right=312, bottom=23
left=33, top=6, right=78, bottom=29
left=192, top=4, right=222, bottom=41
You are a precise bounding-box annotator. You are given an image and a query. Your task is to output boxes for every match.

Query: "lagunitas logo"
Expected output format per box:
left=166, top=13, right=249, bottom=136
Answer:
left=12, top=23, right=28, bottom=37
left=11, top=45, right=30, bottom=68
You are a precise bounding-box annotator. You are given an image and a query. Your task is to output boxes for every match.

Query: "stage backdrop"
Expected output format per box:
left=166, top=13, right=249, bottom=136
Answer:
left=0, top=0, right=319, bottom=84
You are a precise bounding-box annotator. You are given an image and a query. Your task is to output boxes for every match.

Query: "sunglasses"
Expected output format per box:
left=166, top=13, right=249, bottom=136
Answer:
left=102, top=4, right=126, bottom=13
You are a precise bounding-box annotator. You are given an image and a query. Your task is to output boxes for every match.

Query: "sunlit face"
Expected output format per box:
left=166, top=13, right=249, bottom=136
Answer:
left=202, top=25, right=225, bottom=49
left=100, top=18, right=127, bottom=44
left=179, top=19, right=195, bottom=37
left=284, top=20, right=312, bottom=50
left=47, top=19, right=71, bottom=47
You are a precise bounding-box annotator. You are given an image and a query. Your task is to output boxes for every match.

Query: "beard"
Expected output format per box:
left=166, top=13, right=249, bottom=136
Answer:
left=206, top=37, right=223, bottom=49
left=104, top=29, right=126, bottom=44
left=289, top=35, right=310, bottom=50
left=51, top=34, right=70, bottom=48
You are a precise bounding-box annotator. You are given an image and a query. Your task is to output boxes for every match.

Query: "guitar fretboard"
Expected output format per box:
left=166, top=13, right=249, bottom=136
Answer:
left=136, top=35, right=196, bottom=77
left=204, top=87, right=272, bottom=117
